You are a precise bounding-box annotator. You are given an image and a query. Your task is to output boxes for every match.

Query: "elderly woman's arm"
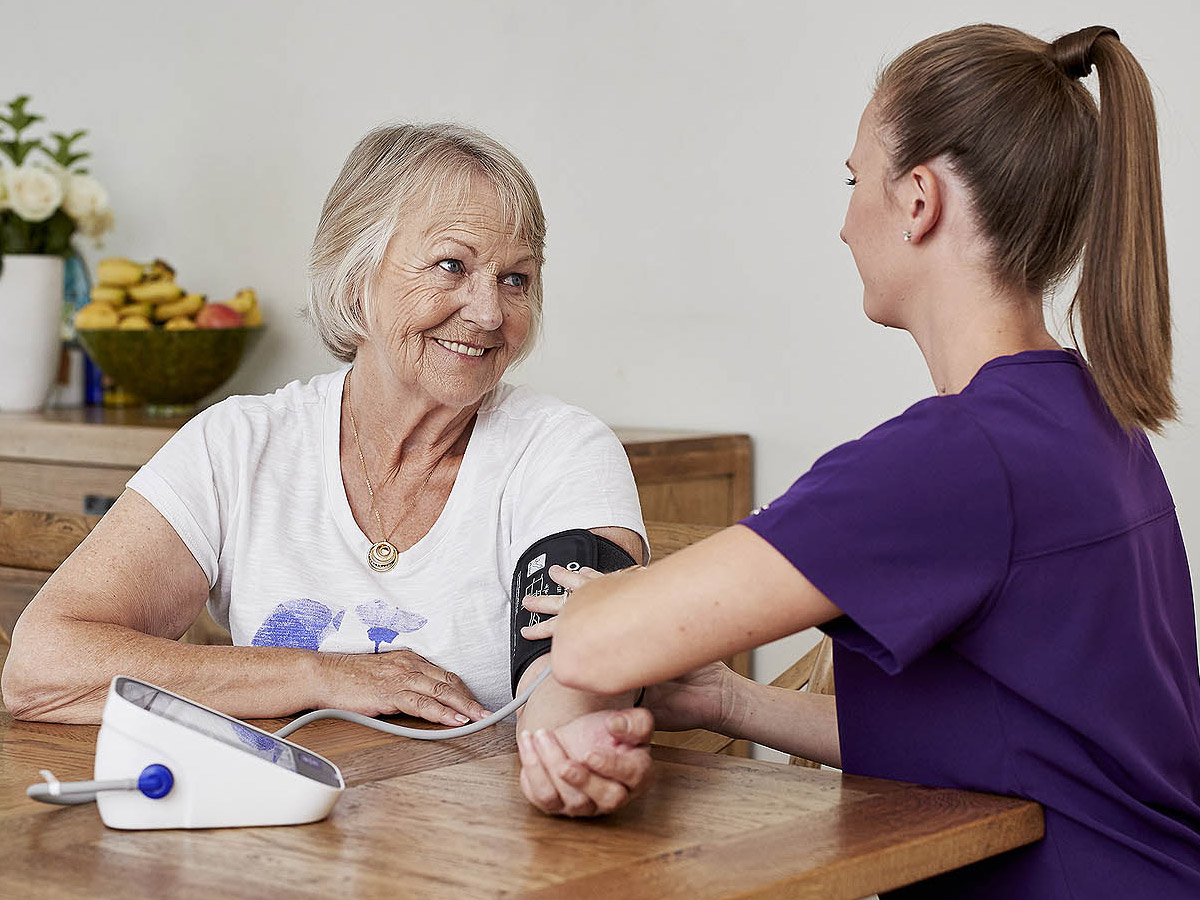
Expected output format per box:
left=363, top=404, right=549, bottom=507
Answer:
left=1, top=490, right=489, bottom=725
left=510, top=525, right=655, bottom=816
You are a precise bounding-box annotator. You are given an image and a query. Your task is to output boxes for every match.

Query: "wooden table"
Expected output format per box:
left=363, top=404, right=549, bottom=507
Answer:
left=0, top=644, right=1043, bottom=900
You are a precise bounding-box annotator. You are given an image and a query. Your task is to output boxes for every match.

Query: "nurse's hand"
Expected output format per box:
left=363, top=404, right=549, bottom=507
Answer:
left=642, top=661, right=739, bottom=733
left=519, top=565, right=603, bottom=641
left=322, top=650, right=491, bottom=726
left=517, top=707, right=654, bottom=817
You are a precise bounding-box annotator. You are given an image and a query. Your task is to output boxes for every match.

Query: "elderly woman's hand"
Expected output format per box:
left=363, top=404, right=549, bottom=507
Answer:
left=324, top=649, right=490, bottom=725
left=517, top=707, right=654, bottom=817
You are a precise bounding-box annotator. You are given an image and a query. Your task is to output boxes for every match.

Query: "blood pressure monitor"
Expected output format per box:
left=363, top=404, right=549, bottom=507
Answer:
left=89, top=676, right=343, bottom=829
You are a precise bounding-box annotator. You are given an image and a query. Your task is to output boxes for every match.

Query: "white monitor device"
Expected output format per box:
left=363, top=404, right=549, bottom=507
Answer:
left=95, top=676, right=344, bottom=829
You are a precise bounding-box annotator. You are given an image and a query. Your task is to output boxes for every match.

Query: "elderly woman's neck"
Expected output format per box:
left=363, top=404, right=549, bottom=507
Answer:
left=343, top=362, right=479, bottom=473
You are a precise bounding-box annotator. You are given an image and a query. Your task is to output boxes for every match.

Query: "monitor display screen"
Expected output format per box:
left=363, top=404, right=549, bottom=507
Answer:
left=114, top=678, right=341, bottom=787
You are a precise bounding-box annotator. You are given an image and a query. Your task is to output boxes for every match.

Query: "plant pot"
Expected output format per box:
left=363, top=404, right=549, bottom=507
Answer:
left=0, top=254, right=66, bottom=412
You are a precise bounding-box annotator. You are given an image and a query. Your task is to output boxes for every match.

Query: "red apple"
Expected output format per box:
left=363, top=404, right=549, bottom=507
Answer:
left=195, top=302, right=245, bottom=329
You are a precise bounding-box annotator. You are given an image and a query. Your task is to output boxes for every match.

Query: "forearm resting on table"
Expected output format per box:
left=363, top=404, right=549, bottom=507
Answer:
left=515, top=655, right=638, bottom=735
left=2, top=615, right=325, bottom=724
left=726, top=678, right=841, bottom=768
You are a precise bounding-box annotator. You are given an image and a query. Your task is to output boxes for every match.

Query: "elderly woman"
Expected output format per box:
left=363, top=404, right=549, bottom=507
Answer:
left=2, top=123, right=653, bottom=816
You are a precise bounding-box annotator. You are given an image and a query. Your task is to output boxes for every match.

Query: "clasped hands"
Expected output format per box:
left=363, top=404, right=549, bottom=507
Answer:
left=517, top=563, right=654, bottom=817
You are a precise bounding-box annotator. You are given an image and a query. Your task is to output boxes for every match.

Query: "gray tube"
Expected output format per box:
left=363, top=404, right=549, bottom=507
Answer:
left=272, top=664, right=552, bottom=740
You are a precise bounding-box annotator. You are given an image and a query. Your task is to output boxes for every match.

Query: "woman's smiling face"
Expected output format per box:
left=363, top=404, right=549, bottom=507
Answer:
left=363, top=175, right=537, bottom=409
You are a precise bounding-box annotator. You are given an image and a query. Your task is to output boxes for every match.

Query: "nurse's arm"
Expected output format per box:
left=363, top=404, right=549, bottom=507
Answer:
left=551, top=524, right=842, bottom=695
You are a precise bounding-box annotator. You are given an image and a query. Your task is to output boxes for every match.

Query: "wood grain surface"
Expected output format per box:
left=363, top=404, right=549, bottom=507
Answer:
left=0, top=640, right=1043, bottom=900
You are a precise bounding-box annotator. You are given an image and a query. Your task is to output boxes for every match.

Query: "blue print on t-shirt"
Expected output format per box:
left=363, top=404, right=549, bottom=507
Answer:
left=356, top=599, right=428, bottom=653
left=251, top=599, right=345, bottom=650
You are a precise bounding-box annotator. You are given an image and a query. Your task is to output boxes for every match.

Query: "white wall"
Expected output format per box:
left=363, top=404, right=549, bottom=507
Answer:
left=6, top=1, right=1198, bottom=758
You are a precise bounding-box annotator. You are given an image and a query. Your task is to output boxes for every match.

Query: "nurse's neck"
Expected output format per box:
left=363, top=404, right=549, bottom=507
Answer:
left=907, top=279, right=1060, bottom=397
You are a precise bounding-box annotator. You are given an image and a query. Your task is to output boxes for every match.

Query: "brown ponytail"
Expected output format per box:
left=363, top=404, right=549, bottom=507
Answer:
left=876, top=25, right=1175, bottom=433
left=1064, top=29, right=1175, bottom=433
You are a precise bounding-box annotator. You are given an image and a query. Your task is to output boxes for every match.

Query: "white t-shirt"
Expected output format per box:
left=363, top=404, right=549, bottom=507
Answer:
left=127, top=367, right=647, bottom=712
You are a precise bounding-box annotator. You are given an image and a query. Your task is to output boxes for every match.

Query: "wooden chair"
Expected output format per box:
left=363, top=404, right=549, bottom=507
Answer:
left=0, top=507, right=230, bottom=645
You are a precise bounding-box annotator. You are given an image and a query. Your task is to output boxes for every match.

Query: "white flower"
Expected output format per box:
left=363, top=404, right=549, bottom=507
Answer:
left=6, top=166, right=64, bottom=223
left=63, top=173, right=109, bottom=222
left=77, top=206, right=115, bottom=240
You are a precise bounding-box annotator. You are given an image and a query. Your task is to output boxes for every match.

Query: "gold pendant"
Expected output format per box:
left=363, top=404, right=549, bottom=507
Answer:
left=368, top=540, right=399, bottom=572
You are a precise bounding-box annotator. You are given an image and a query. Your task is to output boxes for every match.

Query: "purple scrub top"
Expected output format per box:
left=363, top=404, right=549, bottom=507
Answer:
left=744, top=350, right=1200, bottom=898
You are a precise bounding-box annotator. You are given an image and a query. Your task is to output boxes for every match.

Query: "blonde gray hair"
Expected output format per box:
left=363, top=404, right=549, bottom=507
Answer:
left=306, top=123, right=547, bottom=363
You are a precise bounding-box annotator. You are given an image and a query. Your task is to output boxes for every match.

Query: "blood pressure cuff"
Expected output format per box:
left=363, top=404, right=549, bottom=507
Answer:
left=511, top=529, right=638, bottom=695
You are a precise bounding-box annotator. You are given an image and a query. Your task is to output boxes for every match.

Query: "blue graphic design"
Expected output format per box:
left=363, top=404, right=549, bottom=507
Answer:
left=356, top=599, right=428, bottom=653
left=251, top=599, right=344, bottom=650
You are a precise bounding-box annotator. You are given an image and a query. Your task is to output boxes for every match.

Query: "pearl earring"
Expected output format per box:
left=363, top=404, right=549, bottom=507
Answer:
left=903, top=230, right=912, bottom=242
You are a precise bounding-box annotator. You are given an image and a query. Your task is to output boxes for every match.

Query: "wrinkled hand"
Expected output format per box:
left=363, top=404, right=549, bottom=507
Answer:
left=642, top=661, right=736, bottom=733
left=519, top=564, right=604, bottom=641
left=326, top=649, right=490, bottom=726
left=518, top=707, right=654, bottom=817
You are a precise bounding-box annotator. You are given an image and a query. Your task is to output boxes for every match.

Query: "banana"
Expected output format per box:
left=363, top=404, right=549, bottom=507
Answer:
left=145, top=258, right=176, bottom=282
left=163, top=315, right=198, bottom=330
left=242, top=305, right=263, bottom=327
left=153, top=293, right=205, bottom=321
left=118, top=315, right=153, bottom=331
left=129, top=280, right=185, bottom=304
left=90, top=285, right=127, bottom=305
left=118, top=302, right=153, bottom=319
left=96, top=258, right=145, bottom=287
left=227, top=288, right=258, bottom=314
left=74, top=302, right=120, bottom=329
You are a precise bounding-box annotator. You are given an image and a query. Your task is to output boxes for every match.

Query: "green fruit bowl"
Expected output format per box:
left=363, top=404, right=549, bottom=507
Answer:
left=76, top=326, right=265, bottom=414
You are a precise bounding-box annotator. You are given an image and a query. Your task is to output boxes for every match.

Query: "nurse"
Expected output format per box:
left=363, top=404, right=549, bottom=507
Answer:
left=523, top=23, right=1200, bottom=898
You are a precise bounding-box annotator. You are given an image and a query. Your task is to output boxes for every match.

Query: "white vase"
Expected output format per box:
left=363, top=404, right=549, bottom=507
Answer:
left=0, top=254, right=67, bottom=412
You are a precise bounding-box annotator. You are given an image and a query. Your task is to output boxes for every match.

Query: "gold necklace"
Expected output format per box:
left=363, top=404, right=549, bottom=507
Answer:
left=345, top=368, right=406, bottom=573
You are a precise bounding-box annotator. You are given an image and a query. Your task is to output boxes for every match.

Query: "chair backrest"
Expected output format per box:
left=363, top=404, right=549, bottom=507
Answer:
left=644, top=520, right=722, bottom=560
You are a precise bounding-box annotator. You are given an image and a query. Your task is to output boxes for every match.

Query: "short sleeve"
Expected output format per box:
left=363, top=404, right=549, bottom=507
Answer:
left=508, top=409, right=648, bottom=564
left=743, top=399, right=1012, bottom=674
left=125, top=401, right=243, bottom=588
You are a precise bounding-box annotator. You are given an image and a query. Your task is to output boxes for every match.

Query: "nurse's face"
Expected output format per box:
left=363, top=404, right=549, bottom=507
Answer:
left=840, top=102, right=909, bottom=327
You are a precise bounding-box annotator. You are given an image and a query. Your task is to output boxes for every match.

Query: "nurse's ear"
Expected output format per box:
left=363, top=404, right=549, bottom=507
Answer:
left=896, top=159, right=945, bottom=245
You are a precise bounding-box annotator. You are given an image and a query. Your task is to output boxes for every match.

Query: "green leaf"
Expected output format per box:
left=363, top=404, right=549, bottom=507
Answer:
left=46, top=130, right=90, bottom=167
left=41, top=209, right=76, bottom=256
left=1, top=137, right=44, bottom=165
left=52, top=129, right=87, bottom=145
left=0, top=211, right=33, bottom=254
left=3, top=95, right=43, bottom=134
